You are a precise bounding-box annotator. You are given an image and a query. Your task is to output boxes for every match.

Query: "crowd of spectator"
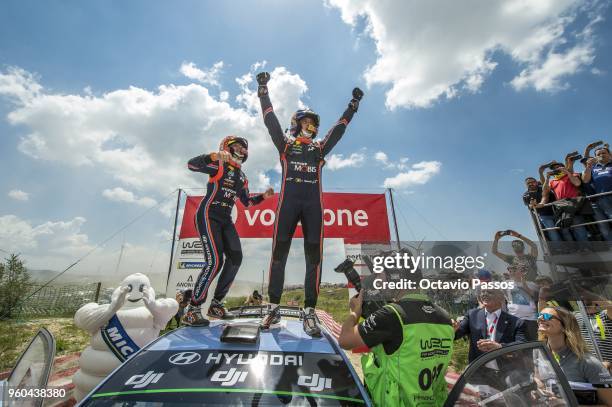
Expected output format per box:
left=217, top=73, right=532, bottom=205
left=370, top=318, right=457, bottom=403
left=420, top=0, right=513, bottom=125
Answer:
left=341, top=224, right=612, bottom=404
left=524, top=140, right=612, bottom=244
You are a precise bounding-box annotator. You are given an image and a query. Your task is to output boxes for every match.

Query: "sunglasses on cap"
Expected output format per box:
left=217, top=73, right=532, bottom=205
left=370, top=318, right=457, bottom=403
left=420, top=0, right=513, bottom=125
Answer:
left=537, top=312, right=563, bottom=325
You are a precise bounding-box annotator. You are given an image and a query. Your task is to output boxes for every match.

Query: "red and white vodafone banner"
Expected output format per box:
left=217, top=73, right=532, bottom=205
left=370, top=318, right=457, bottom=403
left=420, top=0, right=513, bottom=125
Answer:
left=179, top=192, right=390, bottom=244
left=166, top=192, right=390, bottom=298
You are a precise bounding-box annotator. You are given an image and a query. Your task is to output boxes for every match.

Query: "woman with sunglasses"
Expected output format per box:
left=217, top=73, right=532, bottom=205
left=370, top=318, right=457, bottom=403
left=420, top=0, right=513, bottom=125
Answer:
left=538, top=307, right=612, bottom=405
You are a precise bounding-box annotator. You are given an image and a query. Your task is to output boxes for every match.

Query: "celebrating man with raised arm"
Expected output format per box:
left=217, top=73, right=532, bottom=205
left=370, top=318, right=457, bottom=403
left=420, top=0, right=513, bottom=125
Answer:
left=256, top=71, right=363, bottom=336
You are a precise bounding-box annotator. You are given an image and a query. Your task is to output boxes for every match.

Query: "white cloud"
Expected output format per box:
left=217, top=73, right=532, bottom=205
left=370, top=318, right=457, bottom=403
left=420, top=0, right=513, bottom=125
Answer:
left=102, top=187, right=158, bottom=208
left=0, top=67, right=42, bottom=104
left=180, top=61, right=224, bottom=87
left=374, top=151, right=388, bottom=163
left=326, top=152, right=366, bottom=170
left=374, top=151, right=408, bottom=170
left=326, top=0, right=606, bottom=109
left=255, top=172, right=271, bottom=189
left=510, top=43, right=595, bottom=91
left=0, top=65, right=309, bottom=209
left=235, top=65, right=308, bottom=122
left=8, top=189, right=29, bottom=201
left=0, top=214, right=92, bottom=256
left=250, top=61, right=268, bottom=73
left=383, top=161, right=442, bottom=189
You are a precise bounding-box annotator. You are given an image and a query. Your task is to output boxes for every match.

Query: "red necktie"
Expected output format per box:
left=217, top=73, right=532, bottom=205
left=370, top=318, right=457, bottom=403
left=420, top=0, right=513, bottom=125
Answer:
left=487, top=314, right=498, bottom=338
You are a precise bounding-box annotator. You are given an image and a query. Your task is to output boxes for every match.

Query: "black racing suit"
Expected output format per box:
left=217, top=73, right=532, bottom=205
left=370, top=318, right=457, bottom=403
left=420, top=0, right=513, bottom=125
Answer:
left=187, top=154, right=264, bottom=307
left=259, top=94, right=356, bottom=308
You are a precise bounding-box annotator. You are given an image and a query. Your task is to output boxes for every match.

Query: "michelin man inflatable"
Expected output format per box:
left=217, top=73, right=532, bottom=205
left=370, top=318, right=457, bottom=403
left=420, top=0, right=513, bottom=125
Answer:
left=72, top=273, right=178, bottom=401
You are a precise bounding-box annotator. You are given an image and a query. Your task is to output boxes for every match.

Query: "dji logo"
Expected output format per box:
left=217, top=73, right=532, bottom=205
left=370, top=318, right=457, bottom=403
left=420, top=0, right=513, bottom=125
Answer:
left=124, top=371, right=164, bottom=389
left=211, top=368, right=248, bottom=387
left=298, top=374, right=332, bottom=392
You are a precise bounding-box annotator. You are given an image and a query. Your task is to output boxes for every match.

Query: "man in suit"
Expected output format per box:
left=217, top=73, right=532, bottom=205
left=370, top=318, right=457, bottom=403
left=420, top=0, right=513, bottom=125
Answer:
left=454, top=289, right=527, bottom=363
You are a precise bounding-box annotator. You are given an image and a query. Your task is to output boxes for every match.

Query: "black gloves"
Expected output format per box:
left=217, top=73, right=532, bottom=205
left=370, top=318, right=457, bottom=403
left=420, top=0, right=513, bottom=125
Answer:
left=257, top=71, right=363, bottom=112
left=349, top=87, right=364, bottom=112
left=257, top=72, right=270, bottom=97
left=256, top=72, right=270, bottom=85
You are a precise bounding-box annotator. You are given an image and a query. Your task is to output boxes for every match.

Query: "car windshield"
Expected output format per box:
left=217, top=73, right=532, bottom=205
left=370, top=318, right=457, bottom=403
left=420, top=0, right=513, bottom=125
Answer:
left=80, top=348, right=365, bottom=407
left=451, top=345, right=574, bottom=406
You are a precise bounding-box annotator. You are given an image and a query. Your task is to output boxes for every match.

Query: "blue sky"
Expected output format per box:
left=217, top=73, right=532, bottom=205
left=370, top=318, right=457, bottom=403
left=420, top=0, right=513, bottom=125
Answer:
left=1, top=0, right=611, bottom=286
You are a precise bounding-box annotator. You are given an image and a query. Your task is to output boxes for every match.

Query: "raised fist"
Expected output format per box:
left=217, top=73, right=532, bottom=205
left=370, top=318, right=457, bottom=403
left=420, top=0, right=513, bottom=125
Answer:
left=256, top=72, right=270, bottom=86
left=352, top=87, right=364, bottom=101
left=348, top=88, right=364, bottom=112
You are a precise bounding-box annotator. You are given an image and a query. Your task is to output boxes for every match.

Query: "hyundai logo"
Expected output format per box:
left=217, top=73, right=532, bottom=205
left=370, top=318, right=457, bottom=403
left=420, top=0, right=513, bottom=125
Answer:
left=169, top=351, right=201, bottom=365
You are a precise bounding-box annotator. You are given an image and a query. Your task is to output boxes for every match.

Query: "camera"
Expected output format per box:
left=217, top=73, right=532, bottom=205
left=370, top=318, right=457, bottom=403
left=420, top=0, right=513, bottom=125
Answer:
left=335, top=248, right=422, bottom=318
left=566, top=151, right=583, bottom=162
left=334, top=258, right=362, bottom=291
left=334, top=257, right=384, bottom=318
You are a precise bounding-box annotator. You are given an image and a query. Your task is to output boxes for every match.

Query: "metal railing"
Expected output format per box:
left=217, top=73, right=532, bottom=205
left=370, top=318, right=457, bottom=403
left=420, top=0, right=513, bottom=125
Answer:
left=528, top=190, right=612, bottom=363
left=529, top=190, right=612, bottom=260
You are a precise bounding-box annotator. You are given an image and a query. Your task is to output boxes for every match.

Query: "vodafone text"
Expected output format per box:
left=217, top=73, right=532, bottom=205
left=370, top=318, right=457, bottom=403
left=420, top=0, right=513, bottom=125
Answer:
left=244, top=208, right=368, bottom=227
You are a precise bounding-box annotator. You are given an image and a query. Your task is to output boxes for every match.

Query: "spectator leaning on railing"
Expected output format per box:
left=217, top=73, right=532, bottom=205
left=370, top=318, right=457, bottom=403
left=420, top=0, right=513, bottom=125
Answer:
left=583, top=144, right=612, bottom=241
left=492, top=229, right=538, bottom=281
left=524, top=177, right=562, bottom=242
left=534, top=161, right=590, bottom=241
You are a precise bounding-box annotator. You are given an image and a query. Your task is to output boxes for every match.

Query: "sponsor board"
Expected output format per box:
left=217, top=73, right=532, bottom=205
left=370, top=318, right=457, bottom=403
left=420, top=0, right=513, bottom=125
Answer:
left=93, top=350, right=364, bottom=404
left=177, top=261, right=206, bottom=269
left=166, top=193, right=391, bottom=297
left=178, top=192, right=390, bottom=241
